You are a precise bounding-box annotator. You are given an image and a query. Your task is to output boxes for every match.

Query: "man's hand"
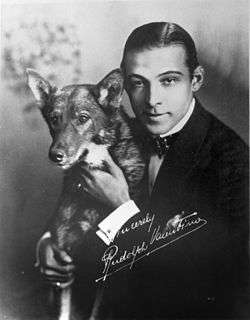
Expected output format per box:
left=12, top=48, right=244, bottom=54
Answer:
left=80, top=151, right=131, bottom=210
left=37, top=236, right=75, bottom=287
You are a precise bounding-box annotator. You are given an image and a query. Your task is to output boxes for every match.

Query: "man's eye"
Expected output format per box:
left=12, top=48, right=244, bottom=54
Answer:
left=161, top=78, right=177, bottom=86
left=78, top=113, right=89, bottom=124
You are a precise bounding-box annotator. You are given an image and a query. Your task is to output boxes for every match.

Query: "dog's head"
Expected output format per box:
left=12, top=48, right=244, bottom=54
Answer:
left=26, top=69, right=124, bottom=169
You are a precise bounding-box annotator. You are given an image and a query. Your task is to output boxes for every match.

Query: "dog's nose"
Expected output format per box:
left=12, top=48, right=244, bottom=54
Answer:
left=49, top=150, right=65, bottom=163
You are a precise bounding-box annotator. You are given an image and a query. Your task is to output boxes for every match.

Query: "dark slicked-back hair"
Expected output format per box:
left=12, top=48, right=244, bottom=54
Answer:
left=121, top=22, right=199, bottom=77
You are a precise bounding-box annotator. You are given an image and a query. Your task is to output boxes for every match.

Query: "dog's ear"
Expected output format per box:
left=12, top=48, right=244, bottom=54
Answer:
left=95, top=69, right=124, bottom=111
left=26, top=69, right=53, bottom=108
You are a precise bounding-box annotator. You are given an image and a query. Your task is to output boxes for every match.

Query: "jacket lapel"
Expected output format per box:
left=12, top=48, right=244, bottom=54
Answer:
left=150, top=101, right=212, bottom=212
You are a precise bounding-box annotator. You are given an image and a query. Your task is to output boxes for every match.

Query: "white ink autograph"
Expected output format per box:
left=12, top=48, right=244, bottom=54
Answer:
left=95, top=212, right=207, bottom=282
left=115, top=212, right=155, bottom=238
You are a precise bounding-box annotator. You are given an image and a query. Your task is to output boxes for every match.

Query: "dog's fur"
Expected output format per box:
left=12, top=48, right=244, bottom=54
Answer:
left=27, top=68, right=146, bottom=255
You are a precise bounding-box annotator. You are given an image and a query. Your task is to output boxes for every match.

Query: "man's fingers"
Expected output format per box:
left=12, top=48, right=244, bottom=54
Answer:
left=44, top=274, right=74, bottom=283
left=42, top=263, right=75, bottom=275
left=50, top=279, right=74, bottom=288
left=52, top=246, right=73, bottom=265
left=44, top=268, right=74, bottom=277
left=79, top=166, right=94, bottom=180
left=102, top=152, right=123, bottom=177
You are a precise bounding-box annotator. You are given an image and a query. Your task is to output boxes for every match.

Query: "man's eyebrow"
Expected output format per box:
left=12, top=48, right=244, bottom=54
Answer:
left=158, top=71, right=183, bottom=77
left=127, top=71, right=183, bottom=79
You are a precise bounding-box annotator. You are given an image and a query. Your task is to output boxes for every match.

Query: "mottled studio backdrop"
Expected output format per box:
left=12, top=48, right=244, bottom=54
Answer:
left=0, top=0, right=248, bottom=319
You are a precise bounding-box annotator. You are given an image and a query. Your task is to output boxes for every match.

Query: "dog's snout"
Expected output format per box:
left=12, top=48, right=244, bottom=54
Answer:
left=49, top=150, right=65, bottom=163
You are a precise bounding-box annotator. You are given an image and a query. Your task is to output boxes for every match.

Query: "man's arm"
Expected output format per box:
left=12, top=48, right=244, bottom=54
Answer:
left=96, top=200, right=140, bottom=245
left=36, top=150, right=144, bottom=282
left=212, top=130, right=249, bottom=291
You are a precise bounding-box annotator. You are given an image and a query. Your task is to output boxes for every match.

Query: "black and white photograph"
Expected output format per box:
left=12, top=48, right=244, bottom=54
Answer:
left=0, top=0, right=249, bottom=319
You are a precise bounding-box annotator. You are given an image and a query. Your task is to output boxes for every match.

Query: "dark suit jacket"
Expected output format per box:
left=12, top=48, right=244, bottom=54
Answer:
left=75, top=100, right=249, bottom=319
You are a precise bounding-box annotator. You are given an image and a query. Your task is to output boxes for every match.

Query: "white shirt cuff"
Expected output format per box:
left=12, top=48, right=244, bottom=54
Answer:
left=35, top=231, right=51, bottom=267
left=96, top=200, right=140, bottom=245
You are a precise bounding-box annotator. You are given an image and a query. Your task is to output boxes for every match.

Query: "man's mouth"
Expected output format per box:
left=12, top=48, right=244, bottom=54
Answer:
left=144, top=112, right=170, bottom=119
left=147, top=113, right=163, bottom=117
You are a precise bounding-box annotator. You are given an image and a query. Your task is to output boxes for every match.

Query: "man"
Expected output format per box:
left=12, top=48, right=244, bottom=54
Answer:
left=38, top=22, right=249, bottom=318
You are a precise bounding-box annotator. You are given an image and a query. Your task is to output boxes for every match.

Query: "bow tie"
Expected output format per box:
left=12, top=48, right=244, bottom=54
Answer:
left=151, top=133, right=179, bottom=157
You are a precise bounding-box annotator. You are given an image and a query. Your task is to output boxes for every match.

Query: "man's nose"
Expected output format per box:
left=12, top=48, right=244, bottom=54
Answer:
left=146, top=84, right=162, bottom=108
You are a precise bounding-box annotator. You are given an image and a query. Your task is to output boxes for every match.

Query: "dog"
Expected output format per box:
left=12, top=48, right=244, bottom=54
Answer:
left=26, top=68, right=146, bottom=257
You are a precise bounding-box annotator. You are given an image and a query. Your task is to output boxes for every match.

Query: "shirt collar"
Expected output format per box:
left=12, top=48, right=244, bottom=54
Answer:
left=160, top=98, right=195, bottom=138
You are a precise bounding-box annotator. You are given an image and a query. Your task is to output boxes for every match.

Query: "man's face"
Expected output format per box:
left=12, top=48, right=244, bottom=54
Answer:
left=124, top=45, right=196, bottom=136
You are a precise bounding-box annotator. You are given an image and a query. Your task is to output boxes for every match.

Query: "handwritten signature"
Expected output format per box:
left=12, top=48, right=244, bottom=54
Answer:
left=115, top=212, right=155, bottom=238
left=96, top=212, right=207, bottom=282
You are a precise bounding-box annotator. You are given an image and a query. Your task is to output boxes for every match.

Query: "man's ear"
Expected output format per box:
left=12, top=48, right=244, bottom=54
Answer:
left=95, top=69, right=124, bottom=110
left=191, top=66, right=204, bottom=92
left=26, top=68, right=53, bottom=108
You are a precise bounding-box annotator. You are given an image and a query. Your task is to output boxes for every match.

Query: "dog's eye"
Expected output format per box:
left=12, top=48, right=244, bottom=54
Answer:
left=49, top=115, right=60, bottom=125
left=78, top=113, right=89, bottom=124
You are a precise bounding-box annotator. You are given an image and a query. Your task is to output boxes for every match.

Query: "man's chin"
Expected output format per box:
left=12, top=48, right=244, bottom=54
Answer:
left=144, top=123, right=173, bottom=136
